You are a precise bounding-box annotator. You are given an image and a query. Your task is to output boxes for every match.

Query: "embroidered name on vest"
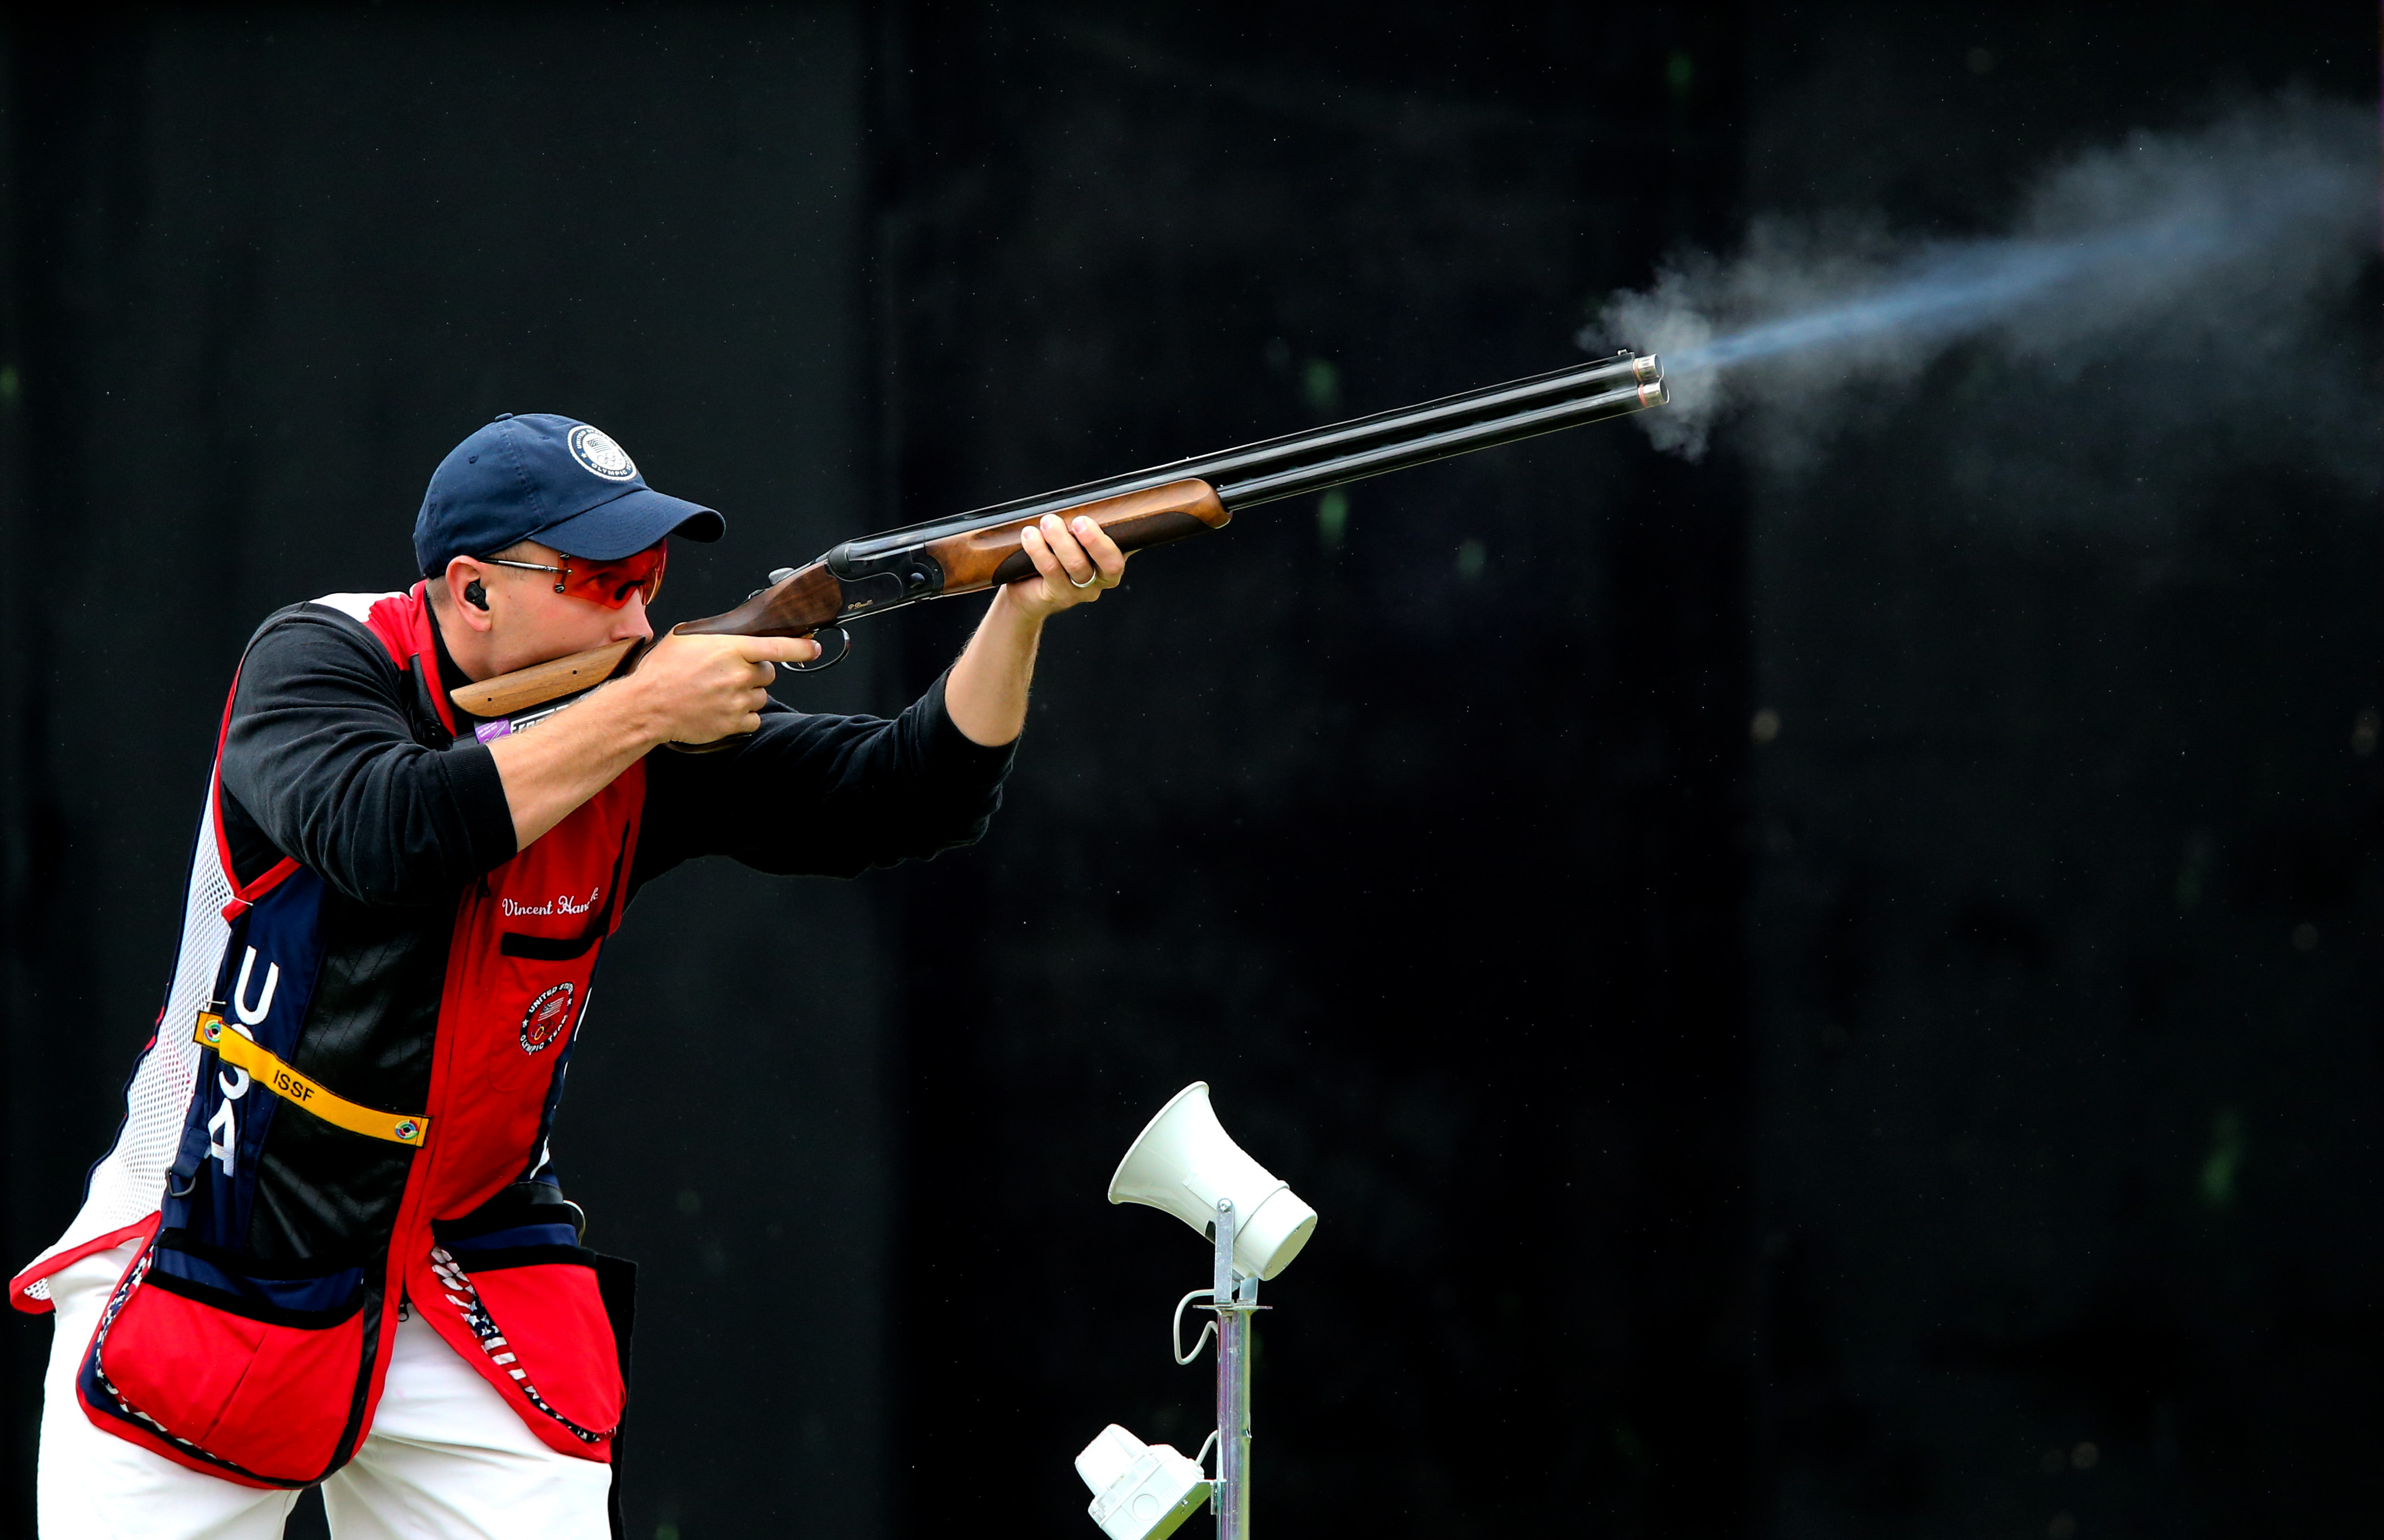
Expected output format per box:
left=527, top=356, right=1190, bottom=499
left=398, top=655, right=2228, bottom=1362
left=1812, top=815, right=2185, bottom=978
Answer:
left=501, top=887, right=601, bottom=918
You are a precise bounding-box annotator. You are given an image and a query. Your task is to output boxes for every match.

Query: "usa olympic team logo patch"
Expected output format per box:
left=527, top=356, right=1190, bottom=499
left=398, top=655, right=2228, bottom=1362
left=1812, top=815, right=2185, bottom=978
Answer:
left=567, top=425, right=638, bottom=482
left=520, top=982, right=576, bottom=1055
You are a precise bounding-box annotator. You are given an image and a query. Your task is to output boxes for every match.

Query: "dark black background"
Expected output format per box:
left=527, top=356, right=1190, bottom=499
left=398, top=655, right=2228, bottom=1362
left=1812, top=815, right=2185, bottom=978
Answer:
left=1, top=5, right=2376, bottom=1539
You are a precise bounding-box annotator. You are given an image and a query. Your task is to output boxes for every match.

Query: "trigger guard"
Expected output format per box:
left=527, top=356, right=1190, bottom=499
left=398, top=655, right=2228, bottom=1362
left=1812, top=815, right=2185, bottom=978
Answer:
left=783, top=627, right=851, bottom=674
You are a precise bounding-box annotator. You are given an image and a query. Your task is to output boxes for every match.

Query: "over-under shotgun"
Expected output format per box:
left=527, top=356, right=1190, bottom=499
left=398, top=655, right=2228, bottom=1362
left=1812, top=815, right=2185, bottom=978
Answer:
left=453, top=351, right=1669, bottom=723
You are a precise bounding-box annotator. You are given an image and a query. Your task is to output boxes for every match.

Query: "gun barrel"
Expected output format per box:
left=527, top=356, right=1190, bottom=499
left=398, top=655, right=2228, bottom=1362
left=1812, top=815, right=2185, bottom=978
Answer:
left=839, top=352, right=1665, bottom=565
left=1216, top=378, right=1667, bottom=510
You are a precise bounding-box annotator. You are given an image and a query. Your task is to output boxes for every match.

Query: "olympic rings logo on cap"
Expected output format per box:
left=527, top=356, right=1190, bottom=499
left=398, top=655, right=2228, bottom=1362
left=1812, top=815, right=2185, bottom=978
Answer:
left=567, top=425, right=638, bottom=482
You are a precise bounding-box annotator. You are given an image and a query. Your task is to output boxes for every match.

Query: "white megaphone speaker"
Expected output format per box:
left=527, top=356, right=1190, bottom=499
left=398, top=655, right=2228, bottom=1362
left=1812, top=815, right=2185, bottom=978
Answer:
left=1107, top=1083, right=1317, bottom=1280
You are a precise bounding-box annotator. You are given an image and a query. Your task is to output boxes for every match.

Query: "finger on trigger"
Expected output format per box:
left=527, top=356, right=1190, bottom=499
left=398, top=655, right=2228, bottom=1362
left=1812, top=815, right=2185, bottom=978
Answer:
left=747, top=637, right=814, bottom=664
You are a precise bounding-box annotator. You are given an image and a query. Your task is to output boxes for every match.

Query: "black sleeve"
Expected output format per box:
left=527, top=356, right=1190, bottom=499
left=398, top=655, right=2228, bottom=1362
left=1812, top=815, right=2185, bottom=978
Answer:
left=631, top=670, right=1015, bottom=892
left=217, top=609, right=519, bottom=906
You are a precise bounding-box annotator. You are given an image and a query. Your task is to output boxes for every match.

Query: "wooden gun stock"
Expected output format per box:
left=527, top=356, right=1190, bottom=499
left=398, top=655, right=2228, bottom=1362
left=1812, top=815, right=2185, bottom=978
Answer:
left=668, top=560, right=846, bottom=642
left=449, top=636, right=644, bottom=720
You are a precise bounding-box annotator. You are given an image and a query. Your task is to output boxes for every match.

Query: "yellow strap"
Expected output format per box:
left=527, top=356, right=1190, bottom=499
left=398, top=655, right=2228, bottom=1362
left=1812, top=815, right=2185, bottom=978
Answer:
left=195, top=1013, right=430, bottom=1148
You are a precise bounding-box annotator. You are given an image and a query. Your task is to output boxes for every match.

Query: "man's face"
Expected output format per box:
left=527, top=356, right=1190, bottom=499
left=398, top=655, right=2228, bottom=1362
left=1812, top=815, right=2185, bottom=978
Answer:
left=443, top=539, right=659, bottom=676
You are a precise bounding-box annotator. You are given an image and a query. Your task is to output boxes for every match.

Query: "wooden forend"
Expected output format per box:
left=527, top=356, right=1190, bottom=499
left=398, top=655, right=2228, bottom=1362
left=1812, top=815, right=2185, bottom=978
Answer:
left=924, top=478, right=1228, bottom=593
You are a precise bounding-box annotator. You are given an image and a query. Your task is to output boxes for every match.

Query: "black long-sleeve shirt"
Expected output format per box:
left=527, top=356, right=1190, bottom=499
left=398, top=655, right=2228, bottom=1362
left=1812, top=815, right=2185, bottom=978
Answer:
left=217, top=604, right=1014, bottom=904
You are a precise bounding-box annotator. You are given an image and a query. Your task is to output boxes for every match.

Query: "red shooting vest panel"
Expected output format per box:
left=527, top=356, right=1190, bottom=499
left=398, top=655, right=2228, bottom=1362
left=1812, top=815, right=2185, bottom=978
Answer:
left=389, top=776, right=643, bottom=1460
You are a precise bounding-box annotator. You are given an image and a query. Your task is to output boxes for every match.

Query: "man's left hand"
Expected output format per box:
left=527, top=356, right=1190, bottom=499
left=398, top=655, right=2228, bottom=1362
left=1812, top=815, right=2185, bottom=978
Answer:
left=1007, top=513, right=1128, bottom=621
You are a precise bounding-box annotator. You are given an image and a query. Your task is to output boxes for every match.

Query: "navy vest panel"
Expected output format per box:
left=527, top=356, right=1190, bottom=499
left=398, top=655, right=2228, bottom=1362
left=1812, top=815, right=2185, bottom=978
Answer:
left=164, top=868, right=329, bottom=1250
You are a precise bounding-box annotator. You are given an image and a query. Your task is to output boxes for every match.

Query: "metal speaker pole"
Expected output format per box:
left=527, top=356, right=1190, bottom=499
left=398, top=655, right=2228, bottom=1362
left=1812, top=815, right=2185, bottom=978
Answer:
left=1210, top=1199, right=1259, bottom=1540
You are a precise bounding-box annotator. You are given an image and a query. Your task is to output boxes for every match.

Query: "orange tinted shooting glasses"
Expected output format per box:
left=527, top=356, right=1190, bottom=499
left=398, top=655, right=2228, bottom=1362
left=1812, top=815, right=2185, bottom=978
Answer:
left=485, top=542, right=668, bottom=609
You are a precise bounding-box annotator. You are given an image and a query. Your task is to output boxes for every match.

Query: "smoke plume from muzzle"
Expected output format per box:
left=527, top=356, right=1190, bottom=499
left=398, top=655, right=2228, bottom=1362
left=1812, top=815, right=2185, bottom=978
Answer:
left=1584, top=97, right=2381, bottom=482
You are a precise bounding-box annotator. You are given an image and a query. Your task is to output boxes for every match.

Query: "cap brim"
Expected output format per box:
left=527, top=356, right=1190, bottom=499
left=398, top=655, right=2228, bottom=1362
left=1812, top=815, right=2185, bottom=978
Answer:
left=531, top=485, right=724, bottom=560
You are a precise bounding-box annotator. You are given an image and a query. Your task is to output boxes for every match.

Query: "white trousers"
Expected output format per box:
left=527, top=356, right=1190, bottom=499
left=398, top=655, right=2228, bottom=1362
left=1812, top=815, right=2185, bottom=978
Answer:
left=37, top=1241, right=614, bottom=1539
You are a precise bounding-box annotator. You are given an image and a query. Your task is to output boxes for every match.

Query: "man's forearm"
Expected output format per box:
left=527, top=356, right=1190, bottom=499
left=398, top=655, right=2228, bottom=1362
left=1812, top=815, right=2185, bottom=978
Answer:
left=485, top=680, right=670, bottom=850
left=942, top=511, right=1128, bottom=745
left=481, top=628, right=811, bottom=850
left=944, top=585, right=1045, bottom=747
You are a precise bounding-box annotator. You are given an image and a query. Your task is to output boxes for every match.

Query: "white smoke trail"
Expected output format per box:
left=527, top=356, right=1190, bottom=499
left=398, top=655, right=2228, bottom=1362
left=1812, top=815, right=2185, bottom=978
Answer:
left=1584, top=97, right=2381, bottom=477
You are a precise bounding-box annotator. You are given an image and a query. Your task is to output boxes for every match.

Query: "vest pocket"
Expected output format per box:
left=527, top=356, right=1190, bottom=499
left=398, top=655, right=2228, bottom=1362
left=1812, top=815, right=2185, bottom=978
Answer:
left=88, top=1232, right=368, bottom=1484
left=421, top=1192, right=625, bottom=1454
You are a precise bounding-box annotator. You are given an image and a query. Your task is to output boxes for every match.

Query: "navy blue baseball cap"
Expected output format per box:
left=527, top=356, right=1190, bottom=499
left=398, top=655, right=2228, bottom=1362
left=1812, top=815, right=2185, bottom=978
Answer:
left=413, top=413, right=725, bottom=575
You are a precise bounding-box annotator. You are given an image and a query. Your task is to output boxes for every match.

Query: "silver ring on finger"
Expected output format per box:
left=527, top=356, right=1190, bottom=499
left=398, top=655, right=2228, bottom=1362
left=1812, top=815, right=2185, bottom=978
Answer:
left=1069, top=570, right=1100, bottom=589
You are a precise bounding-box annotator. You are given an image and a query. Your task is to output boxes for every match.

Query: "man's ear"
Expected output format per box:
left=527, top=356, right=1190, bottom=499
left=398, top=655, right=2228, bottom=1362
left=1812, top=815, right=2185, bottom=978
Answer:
left=441, top=557, right=497, bottom=633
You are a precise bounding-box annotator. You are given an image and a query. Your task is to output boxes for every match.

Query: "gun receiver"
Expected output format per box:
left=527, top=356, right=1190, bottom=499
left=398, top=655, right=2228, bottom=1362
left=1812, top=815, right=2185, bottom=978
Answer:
left=449, top=351, right=1667, bottom=722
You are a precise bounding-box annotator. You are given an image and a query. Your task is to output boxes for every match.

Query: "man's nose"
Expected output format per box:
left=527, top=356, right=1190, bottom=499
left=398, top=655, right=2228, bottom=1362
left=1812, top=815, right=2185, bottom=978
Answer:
left=613, top=597, right=657, bottom=643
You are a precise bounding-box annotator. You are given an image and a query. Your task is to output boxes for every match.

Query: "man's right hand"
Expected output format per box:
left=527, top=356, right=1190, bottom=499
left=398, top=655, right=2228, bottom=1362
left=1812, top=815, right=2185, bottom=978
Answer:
left=487, top=629, right=821, bottom=850
left=623, top=631, right=823, bottom=747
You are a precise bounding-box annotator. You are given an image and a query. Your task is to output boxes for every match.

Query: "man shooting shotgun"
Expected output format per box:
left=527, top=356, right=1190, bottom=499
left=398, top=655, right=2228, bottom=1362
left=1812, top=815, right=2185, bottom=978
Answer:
left=14, top=411, right=1119, bottom=1537
left=15, top=352, right=1664, bottom=1538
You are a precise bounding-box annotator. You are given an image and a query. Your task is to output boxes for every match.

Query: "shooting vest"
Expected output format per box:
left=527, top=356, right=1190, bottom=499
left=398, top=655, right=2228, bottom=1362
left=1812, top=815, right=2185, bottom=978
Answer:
left=10, top=584, right=641, bottom=1486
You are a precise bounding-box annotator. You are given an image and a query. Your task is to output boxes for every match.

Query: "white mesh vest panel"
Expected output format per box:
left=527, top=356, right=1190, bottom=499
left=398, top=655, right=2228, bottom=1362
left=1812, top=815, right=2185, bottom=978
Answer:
left=18, top=592, right=408, bottom=1297
left=19, top=787, right=233, bottom=1282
